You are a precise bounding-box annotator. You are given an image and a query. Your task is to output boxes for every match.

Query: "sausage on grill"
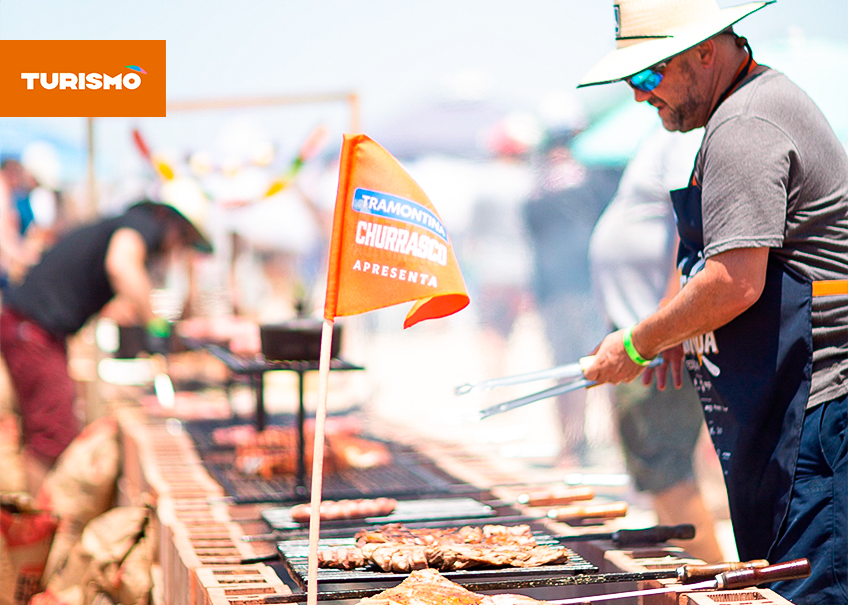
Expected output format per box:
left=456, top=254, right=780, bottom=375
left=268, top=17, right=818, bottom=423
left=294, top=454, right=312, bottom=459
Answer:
left=290, top=497, right=398, bottom=523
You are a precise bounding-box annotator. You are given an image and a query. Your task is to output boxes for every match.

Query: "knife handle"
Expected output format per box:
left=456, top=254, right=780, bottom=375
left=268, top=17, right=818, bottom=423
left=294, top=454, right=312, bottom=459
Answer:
left=716, top=558, right=811, bottom=589
left=517, top=487, right=595, bottom=507
left=679, top=559, right=769, bottom=583
left=547, top=501, right=628, bottom=523
left=611, top=524, right=695, bottom=547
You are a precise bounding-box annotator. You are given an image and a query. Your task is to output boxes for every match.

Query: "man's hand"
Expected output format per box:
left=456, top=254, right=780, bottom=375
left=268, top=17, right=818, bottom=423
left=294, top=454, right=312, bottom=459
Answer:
left=586, top=247, right=770, bottom=388
left=146, top=317, right=173, bottom=356
left=642, top=344, right=685, bottom=390
left=583, top=329, right=647, bottom=385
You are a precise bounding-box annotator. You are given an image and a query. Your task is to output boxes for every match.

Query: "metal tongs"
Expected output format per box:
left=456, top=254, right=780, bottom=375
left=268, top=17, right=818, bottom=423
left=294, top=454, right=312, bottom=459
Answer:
left=455, top=355, right=663, bottom=421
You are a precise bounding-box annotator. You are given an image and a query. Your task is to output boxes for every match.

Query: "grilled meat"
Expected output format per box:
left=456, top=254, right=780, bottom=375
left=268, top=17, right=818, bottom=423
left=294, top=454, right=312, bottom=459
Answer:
left=358, top=568, right=483, bottom=605
left=361, top=543, right=430, bottom=573
left=355, top=523, right=536, bottom=547
left=228, top=424, right=391, bottom=478
left=317, top=524, right=569, bottom=573
left=290, top=498, right=397, bottom=523
left=428, top=543, right=568, bottom=570
left=357, top=568, right=546, bottom=605
left=316, top=545, right=367, bottom=570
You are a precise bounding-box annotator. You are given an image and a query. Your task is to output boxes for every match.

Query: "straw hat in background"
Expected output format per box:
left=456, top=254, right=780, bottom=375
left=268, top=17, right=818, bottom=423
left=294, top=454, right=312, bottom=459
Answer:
left=579, top=0, right=773, bottom=87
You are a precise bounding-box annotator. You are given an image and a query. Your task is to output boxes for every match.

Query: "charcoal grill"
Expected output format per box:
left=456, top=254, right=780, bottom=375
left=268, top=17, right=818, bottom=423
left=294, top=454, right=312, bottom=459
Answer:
left=277, top=534, right=597, bottom=590
left=181, top=337, right=363, bottom=494
left=182, top=412, right=357, bottom=453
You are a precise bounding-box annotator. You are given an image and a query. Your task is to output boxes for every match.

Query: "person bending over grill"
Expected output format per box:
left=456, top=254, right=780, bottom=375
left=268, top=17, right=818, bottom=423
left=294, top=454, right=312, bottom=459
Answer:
left=0, top=189, right=212, bottom=495
left=579, top=1, right=848, bottom=603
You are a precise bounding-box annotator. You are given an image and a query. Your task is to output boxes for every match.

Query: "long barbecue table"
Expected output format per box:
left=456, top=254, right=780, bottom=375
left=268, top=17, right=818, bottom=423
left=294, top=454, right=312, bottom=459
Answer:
left=113, top=403, right=797, bottom=605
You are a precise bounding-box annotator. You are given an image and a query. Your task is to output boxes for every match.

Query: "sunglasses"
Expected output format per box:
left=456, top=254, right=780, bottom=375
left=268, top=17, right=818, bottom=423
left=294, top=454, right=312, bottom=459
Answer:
left=626, top=57, right=673, bottom=92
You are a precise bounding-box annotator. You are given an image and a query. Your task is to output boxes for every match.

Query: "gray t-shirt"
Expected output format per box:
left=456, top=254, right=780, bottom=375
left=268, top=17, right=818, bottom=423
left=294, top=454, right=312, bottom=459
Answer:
left=694, top=66, right=848, bottom=407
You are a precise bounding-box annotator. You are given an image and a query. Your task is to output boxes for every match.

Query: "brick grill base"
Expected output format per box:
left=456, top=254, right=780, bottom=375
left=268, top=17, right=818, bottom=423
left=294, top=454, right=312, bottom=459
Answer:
left=116, top=406, right=288, bottom=605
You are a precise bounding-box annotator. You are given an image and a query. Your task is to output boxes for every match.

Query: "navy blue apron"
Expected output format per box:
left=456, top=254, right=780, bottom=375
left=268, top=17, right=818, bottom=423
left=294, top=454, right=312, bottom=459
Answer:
left=670, top=182, right=812, bottom=561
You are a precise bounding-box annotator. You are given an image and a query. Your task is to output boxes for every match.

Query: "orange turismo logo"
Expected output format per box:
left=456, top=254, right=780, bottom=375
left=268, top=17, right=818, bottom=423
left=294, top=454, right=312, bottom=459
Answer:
left=0, top=40, right=166, bottom=117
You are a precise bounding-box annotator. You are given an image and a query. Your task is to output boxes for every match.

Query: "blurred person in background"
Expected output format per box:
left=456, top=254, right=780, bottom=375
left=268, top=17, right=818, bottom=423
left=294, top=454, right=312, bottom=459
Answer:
left=0, top=188, right=212, bottom=495
left=0, top=143, right=64, bottom=289
left=589, top=126, right=723, bottom=562
left=0, top=157, right=40, bottom=288
left=523, top=122, right=620, bottom=466
left=460, top=112, right=538, bottom=376
left=581, top=0, right=848, bottom=600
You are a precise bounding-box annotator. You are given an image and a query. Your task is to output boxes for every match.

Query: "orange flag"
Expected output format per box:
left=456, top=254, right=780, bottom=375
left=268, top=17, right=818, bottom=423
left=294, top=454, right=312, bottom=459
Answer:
left=324, top=134, right=470, bottom=328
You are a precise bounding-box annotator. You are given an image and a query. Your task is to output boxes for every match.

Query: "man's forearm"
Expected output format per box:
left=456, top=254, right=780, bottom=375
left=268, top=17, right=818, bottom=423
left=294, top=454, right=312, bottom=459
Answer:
left=105, top=228, right=157, bottom=325
left=631, top=248, right=769, bottom=359
left=111, top=266, right=156, bottom=324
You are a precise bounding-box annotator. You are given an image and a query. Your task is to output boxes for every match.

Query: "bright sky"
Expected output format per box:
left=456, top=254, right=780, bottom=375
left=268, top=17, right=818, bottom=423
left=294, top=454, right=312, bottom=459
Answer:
left=1, top=0, right=846, bottom=180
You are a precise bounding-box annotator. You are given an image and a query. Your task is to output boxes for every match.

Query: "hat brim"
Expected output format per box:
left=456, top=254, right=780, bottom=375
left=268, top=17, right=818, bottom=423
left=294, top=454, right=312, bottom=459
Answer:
left=178, top=215, right=214, bottom=254
left=578, top=1, right=772, bottom=88
left=135, top=200, right=214, bottom=253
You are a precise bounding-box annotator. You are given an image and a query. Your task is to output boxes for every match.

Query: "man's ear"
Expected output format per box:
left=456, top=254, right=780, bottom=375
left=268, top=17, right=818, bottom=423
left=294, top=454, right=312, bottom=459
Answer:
left=694, top=38, right=718, bottom=69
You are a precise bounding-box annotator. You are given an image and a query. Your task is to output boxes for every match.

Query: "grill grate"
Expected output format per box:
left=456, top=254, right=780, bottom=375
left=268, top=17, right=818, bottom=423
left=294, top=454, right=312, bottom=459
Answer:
left=277, top=534, right=597, bottom=589
left=200, top=447, right=468, bottom=504
left=182, top=413, right=356, bottom=453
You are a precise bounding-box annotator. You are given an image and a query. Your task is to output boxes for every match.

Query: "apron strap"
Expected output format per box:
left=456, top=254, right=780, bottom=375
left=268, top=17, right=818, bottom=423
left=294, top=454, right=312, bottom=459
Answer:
left=812, top=280, right=848, bottom=297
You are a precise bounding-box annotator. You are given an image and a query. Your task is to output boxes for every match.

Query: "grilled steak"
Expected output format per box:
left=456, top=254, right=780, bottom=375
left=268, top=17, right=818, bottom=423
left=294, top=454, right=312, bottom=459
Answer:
left=358, top=568, right=546, bottom=605
left=428, top=543, right=569, bottom=570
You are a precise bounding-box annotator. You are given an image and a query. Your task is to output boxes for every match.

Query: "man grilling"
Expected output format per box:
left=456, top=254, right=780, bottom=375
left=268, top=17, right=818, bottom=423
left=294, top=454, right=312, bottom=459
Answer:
left=0, top=181, right=213, bottom=496
left=578, top=1, right=848, bottom=603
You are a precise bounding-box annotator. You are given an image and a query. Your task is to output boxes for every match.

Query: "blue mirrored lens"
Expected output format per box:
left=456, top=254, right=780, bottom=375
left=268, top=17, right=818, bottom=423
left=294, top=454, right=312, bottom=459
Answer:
left=628, top=69, right=663, bottom=92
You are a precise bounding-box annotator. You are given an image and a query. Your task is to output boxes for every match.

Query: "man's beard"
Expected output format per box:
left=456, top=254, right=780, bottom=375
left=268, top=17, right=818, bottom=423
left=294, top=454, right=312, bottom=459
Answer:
left=653, top=60, right=703, bottom=132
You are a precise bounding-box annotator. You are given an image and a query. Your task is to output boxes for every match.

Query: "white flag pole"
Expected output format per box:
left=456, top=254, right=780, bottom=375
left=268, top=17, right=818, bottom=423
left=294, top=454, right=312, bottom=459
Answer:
left=306, top=319, right=335, bottom=605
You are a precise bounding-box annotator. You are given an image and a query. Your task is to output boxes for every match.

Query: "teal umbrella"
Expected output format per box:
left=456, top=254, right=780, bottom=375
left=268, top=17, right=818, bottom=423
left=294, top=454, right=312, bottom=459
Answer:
left=571, top=99, right=659, bottom=167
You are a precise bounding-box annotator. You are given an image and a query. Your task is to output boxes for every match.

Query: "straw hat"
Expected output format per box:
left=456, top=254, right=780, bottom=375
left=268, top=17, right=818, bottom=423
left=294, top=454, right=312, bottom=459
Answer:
left=579, top=0, right=773, bottom=87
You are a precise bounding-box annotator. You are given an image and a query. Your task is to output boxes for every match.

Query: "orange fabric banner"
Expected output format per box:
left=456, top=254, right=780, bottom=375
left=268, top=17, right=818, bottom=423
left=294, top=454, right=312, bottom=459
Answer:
left=324, top=134, right=470, bottom=328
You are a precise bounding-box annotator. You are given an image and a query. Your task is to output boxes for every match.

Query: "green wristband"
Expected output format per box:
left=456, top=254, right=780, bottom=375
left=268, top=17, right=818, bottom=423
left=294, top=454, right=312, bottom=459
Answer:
left=146, top=317, right=172, bottom=338
left=623, top=325, right=653, bottom=366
